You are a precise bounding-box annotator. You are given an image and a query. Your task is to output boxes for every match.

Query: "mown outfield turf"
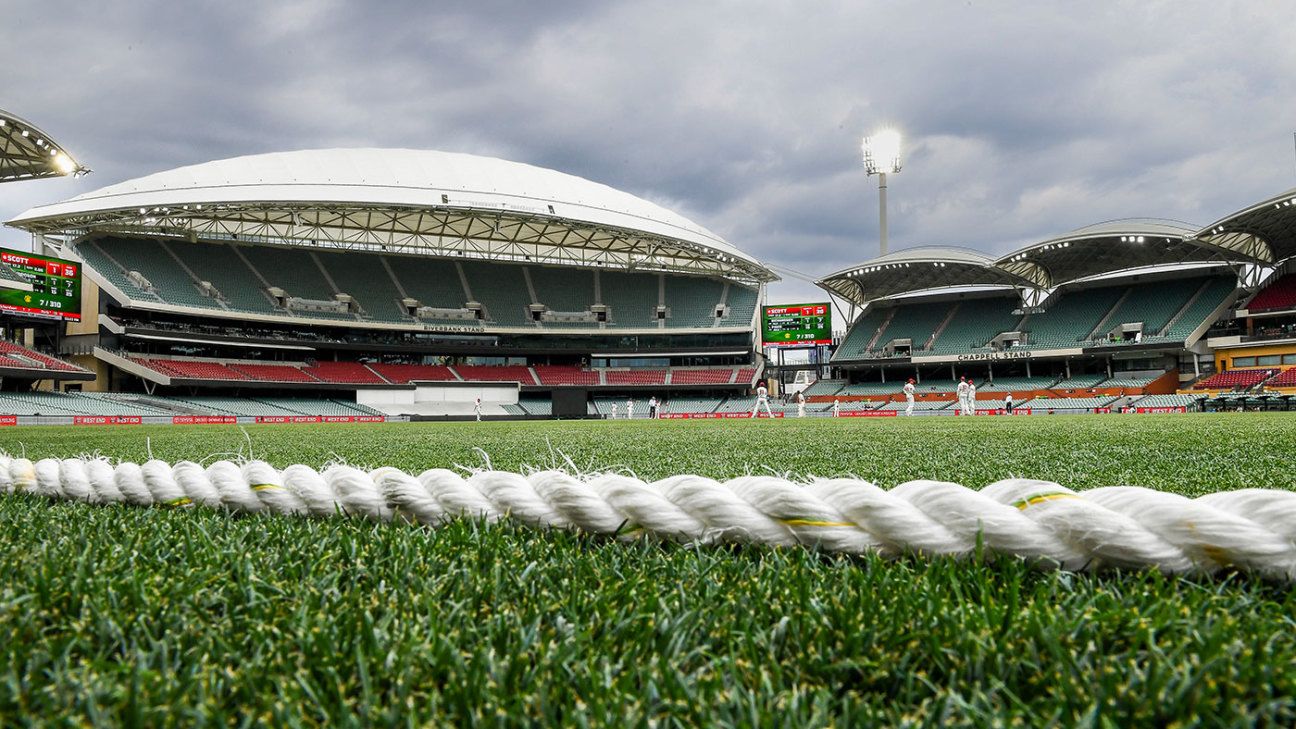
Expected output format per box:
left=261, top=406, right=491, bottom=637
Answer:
left=0, top=415, right=1293, bottom=726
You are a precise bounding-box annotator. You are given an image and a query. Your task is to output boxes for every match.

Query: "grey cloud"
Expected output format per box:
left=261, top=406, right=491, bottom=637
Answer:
left=3, top=0, right=1295, bottom=308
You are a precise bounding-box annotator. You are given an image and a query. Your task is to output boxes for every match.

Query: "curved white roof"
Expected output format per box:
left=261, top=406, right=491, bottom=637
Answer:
left=10, top=148, right=774, bottom=283
left=0, top=108, right=87, bottom=183
left=997, top=217, right=1245, bottom=289
left=854, top=245, right=999, bottom=267
left=817, top=245, right=1030, bottom=305
left=1059, top=218, right=1200, bottom=239
left=1195, top=187, right=1296, bottom=264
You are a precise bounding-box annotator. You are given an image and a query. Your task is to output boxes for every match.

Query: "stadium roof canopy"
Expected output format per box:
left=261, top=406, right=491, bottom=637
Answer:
left=8, top=148, right=776, bottom=285
left=994, top=218, right=1248, bottom=290
left=817, top=246, right=1032, bottom=305
left=1195, top=187, right=1296, bottom=265
left=0, top=108, right=86, bottom=183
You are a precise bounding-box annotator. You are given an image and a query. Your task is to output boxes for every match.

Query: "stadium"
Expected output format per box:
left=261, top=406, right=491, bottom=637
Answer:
left=3, top=147, right=776, bottom=422
left=1, top=135, right=1295, bottom=421
left=813, top=212, right=1296, bottom=415
left=4, top=95, right=1296, bottom=723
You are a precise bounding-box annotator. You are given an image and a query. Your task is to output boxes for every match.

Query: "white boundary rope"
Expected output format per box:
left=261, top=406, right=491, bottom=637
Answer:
left=2, top=454, right=1294, bottom=580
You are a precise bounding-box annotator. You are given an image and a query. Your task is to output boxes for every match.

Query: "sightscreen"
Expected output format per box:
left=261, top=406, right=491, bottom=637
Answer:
left=0, top=247, right=82, bottom=322
left=761, top=302, right=831, bottom=348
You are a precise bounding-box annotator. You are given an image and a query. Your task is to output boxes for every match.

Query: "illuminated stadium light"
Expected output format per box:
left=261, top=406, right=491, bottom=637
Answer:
left=0, top=109, right=87, bottom=182
left=861, top=128, right=903, bottom=257
left=862, top=129, right=902, bottom=175
left=52, top=152, right=76, bottom=175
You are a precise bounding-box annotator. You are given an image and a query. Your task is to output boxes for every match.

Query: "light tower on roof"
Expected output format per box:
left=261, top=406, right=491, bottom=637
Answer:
left=862, top=129, right=902, bottom=257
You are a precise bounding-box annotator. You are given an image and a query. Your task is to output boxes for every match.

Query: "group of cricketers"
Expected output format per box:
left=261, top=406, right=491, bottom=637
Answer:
left=753, top=375, right=991, bottom=418
left=898, top=375, right=983, bottom=416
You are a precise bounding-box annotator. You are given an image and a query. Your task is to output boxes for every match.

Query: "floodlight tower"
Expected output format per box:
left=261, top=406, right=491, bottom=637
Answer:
left=862, top=129, right=902, bottom=256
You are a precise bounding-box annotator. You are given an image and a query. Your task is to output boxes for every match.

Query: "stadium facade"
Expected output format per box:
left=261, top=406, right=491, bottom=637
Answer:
left=6, top=148, right=777, bottom=418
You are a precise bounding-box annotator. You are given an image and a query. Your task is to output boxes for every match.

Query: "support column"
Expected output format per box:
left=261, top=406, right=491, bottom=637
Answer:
left=878, top=172, right=889, bottom=257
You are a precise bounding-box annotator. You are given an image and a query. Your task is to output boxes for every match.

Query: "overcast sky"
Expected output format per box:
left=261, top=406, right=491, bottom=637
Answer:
left=3, top=0, right=1295, bottom=304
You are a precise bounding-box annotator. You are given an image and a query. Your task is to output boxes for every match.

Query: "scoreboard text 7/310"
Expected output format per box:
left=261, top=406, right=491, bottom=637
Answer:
left=761, top=302, right=831, bottom=347
left=0, top=248, right=82, bottom=322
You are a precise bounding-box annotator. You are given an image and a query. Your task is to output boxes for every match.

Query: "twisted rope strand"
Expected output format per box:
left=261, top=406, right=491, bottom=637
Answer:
left=2, top=454, right=1294, bottom=580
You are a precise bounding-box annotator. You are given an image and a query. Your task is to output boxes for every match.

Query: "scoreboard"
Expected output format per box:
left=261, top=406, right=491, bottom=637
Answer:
left=762, top=302, right=831, bottom=348
left=0, top=248, right=82, bottom=322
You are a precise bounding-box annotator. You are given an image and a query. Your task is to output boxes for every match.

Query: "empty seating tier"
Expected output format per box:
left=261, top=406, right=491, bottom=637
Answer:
left=803, top=379, right=845, bottom=397
left=1099, top=375, right=1160, bottom=388
left=454, top=365, right=537, bottom=384
left=661, top=397, right=724, bottom=414
left=1129, top=394, right=1205, bottom=409
left=145, top=358, right=250, bottom=381
left=604, top=369, right=667, bottom=386
left=669, top=368, right=734, bottom=385
left=0, top=341, right=85, bottom=373
left=228, top=363, right=319, bottom=383
left=1193, top=369, right=1276, bottom=391
left=1246, top=274, right=1296, bottom=312
left=978, top=376, right=1061, bottom=390
left=368, top=364, right=457, bottom=384
left=303, top=361, right=387, bottom=384
left=877, top=400, right=954, bottom=411
left=927, top=297, right=1021, bottom=354
left=1020, top=397, right=1117, bottom=410
left=80, top=236, right=745, bottom=332
left=534, top=366, right=599, bottom=386
left=1268, top=368, right=1296, bottom=388
left=1048, top=375, right=1108, bottom=389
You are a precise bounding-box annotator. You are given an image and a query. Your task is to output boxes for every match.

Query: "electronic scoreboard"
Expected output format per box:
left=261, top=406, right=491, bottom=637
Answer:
left=0, top=248, right=82, bottom=322
left=761, top=302, right=831, bottom=347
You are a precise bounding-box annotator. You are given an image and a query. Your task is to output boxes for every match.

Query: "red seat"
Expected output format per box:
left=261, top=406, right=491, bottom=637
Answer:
left=1247, top=274, right=1296, bottom=312
left=0, top=341, right=83, bottom=372
left=228, top=363, right=317, bottom=382
left=1194, top=369, right=1276, bottom=390
left=454, top=365, right=537, bottom=384
left=144, top=358, right=250, bottom=381
left=1267, top=367, right=1296, bottom=387
left=534, top=365, right=599, bottom=385
left=670, top=368, right=734, bottom=385
left=368, top=364, right=457, bottom=384
left=303, top=361, right=386, bottom=384
left=604, top=369, right=666, bottom=385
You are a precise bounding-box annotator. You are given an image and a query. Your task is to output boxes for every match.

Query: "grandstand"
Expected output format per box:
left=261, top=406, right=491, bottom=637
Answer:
left=2, top=148, right=772, bottom=419
left=1018, top=397, right=1118, bottom=411
left=816, top=220, right=1257, bottom=406
left=8, top=140, right=1296, bottom=420
left=1128, top=393, right=1205, bottom=410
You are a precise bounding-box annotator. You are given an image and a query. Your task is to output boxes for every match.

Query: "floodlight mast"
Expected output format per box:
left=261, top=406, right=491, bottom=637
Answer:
left=862, top=129, right=902, bottom=256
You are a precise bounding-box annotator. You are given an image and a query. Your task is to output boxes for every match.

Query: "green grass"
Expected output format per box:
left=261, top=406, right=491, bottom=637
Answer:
left=0, top=415, right=1293, bottom=726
